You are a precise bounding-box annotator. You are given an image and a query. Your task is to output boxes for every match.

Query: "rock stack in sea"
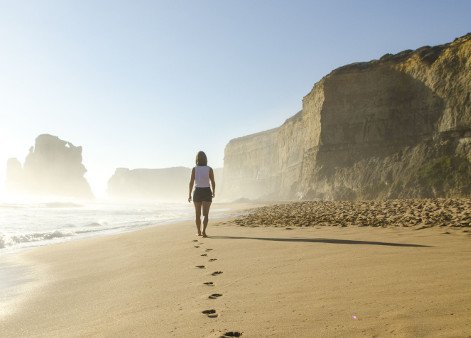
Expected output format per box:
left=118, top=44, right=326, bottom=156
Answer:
left=5, top=134, right=93, bottom=199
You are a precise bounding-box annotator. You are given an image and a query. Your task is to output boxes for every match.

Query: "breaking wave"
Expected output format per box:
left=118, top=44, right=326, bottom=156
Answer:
left=11, top=230, right=72, bottom=244
left=0, top=231, right=72, bottom=249
left=0, top=202, right=198, bottom=251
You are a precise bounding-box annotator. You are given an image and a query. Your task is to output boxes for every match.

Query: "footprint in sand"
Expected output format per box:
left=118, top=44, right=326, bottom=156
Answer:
left=201, top=253, right=208, bottom=257
left=209, top=293, right=222, bottom=299
left=202, top=309, right=218, bottom=318
left=194, top=246, right=200, bottom=248
left=205, top=248, right=213, bottom=252
left=209, top=258, right=217, bottom=262
left=203, top=282, right=214, bottom=286
left=221, top=332, right=242, bottom=337
left=196, top=265, right=205, bottom=269
left=211, top=271, right=223, bottom=276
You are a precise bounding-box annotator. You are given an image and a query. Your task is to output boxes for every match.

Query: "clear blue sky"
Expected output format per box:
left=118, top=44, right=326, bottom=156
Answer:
left=0, top=0, right=470, bottom=197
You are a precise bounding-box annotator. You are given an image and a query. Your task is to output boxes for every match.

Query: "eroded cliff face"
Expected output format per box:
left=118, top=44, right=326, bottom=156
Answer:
left=221, top=33, right=471, bottom=201
left=222, top=129, right=280, bottom=199
left=6, top=134, right=93, bottom=199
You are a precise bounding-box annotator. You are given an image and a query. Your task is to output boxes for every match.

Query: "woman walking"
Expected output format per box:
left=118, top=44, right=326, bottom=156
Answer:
left=188, top=151, right=215, bottom=237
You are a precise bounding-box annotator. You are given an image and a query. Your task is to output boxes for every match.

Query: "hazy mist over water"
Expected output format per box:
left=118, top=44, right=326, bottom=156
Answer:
left=0, top=200, right=229, bottom=252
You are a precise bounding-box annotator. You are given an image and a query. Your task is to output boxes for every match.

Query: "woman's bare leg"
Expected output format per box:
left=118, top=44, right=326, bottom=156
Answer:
left=194, top=202, right=202, bottom=236
left=202, top=201, right=212, bottom=237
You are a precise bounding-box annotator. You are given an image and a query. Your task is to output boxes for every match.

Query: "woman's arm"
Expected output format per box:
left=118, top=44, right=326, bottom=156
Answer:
left=188, top=168, right=195, bottom=202
left=209, top=168, right=216, bottom=198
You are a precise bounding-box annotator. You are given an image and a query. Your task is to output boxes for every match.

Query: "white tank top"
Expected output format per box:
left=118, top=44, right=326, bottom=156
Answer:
left=195, top=166, right=211, bottom=188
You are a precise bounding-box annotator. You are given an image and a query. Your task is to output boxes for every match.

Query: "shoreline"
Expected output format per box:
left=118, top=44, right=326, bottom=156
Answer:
left=0, top=253, right=47, bottom=319
left=0, top=201, right=257, bottom=254
left=0, top=202, right=259, bottom=321
left=1, top=202, right=470, bottom=337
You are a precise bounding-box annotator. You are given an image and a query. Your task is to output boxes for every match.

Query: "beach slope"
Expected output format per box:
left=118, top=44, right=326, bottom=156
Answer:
left=1, top=220, right=470, bottom=337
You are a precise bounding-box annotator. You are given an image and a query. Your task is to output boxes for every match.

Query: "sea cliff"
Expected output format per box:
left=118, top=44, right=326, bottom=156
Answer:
left=221, top=34, right=471, bottom=201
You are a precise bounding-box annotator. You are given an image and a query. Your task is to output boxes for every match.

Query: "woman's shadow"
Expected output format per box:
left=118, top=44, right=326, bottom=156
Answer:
left=210, top=235, right=431, bottom=247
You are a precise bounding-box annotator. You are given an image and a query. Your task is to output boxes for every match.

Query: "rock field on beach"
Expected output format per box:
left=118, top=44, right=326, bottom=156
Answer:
left=228, top=198, right=471, bottom=230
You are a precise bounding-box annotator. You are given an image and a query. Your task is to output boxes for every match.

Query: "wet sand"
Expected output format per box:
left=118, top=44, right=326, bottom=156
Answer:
left=1, top=201, right=470, bottom=337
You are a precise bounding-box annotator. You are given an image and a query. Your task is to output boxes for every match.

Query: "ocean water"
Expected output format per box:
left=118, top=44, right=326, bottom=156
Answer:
left=0, top=201, right=225, bottom=252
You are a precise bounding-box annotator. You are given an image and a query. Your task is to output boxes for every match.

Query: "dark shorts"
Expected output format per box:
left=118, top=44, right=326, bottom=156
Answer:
left=193, top=187, right=213, bottom=203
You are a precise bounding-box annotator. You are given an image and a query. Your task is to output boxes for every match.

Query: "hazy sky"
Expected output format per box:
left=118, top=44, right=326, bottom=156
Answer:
left=0, top=0, right=470, bottom=197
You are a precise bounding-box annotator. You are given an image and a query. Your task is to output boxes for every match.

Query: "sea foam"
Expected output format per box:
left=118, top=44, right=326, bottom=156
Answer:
left=0, top=201, right=198, bottom=252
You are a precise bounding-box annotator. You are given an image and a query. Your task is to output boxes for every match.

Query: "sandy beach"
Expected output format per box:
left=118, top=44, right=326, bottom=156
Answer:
left=1, top=201, right=471, bottom=337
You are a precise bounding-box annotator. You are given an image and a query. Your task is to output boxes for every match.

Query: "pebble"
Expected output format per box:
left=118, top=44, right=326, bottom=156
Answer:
left=230, top=198, right=471, bottom=229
